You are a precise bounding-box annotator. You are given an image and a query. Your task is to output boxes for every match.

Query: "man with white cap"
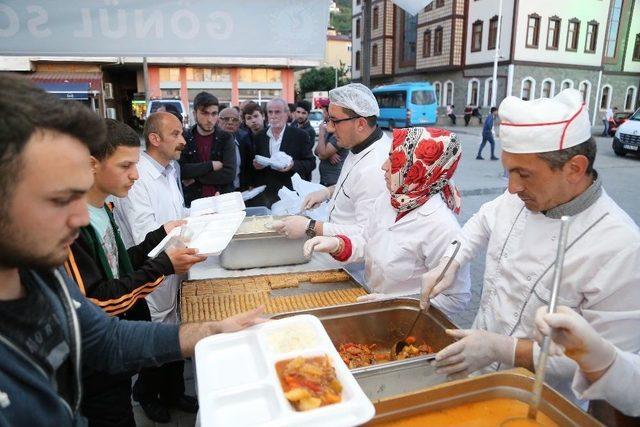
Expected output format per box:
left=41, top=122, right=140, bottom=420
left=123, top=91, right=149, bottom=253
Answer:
left=419, top=89, right=640, bottom=403
left=273, top=83, right=391, bottom=250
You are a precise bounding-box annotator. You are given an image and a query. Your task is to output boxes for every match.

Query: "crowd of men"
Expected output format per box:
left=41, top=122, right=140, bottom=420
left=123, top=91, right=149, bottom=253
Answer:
left=1, top=73, right=639, bottom=427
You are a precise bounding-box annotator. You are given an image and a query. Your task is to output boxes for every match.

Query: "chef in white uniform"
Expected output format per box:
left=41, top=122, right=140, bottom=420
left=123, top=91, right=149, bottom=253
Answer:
left=534, top=305, right=640, bottom=417
left=420, top=89, right=640, bottom=403
left=303, top=127, right=470, bottom=318
left=273, top=83, right=391, bottom=241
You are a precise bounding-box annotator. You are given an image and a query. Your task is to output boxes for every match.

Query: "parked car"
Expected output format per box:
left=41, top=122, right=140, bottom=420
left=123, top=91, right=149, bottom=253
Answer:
left=308, top=109, right=324, bottom=135
left=146, top=99, right=188, bottom=126
left=608, top=111, right=632, bottom=136
left=372, top=82, right=438, bottom=129
left=612, top=108, right=640, bottom=156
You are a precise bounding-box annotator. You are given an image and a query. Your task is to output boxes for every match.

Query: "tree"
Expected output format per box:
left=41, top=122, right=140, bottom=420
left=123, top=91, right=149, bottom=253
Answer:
left=298, top=65, right=350, bottom=96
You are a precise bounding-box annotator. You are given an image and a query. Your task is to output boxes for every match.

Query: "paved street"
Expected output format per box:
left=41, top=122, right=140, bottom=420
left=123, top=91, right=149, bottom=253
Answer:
left=134, top=125, right=640, bottom=426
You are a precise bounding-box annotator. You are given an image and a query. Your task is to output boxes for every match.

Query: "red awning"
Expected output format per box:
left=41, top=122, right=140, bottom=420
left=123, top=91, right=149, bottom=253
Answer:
left=28, top=71, right=102, bottom=90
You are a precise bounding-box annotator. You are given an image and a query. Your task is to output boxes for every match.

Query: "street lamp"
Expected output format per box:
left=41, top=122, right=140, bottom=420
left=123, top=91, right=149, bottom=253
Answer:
left=491, top=0, right=503, bottom=108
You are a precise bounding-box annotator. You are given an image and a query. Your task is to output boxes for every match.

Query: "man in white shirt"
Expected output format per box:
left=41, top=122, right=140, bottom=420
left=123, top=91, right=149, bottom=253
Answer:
left=602, top=106, right=615, bottom=136
left=420, top=89, right=640, bottom=403
left=113, top=112, right=200, bottom=420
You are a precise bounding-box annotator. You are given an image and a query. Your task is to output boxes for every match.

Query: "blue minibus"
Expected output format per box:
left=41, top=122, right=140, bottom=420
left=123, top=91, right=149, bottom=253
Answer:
left=372, top=82, right=437, bottom=129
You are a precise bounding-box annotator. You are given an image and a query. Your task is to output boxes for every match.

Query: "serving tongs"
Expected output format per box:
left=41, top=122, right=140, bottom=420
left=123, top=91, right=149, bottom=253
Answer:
left=502, top=215, right=572, bottom=426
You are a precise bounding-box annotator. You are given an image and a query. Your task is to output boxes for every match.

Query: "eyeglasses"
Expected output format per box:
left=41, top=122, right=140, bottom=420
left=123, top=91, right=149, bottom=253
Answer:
left=219, top=117, right=240, bottom=123
left=325, top=116, right=360, bottom=125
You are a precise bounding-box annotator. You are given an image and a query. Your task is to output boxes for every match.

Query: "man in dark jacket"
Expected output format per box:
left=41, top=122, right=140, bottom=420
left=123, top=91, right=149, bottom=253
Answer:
left=290, top=100, right=316, bottom=144
left=179, top=92, right=237, bottom=206
left=251, top=98, right=315, bottom=207
left=218, top=107, right=254, bottom=191
left=0, top=75, right=264, bottom=427
left=65, top=119, right=205, bottom=425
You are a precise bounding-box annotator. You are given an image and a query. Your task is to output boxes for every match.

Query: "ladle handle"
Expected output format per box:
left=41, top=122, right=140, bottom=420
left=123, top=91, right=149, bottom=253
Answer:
left=528, top=215, right=572, bottom=419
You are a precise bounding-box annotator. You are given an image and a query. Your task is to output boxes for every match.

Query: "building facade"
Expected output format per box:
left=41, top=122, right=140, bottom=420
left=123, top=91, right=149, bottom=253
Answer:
left=352, top=0, right=640, bottom=123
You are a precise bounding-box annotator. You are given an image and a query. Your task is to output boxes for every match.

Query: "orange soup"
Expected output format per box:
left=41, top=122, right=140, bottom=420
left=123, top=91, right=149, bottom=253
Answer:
left=376, top=397, right=558, bottom=427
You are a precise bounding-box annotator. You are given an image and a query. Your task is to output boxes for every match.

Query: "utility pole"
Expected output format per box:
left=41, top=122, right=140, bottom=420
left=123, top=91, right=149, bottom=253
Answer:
left=361, top=0, right=371, bottom=87
left=143, top=56, right=150, bottom=107
left=490, top=0, right=503, bottom=108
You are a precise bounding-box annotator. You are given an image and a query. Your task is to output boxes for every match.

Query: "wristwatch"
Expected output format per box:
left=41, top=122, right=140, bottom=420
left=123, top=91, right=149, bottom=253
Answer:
left=305, top=219, right=317, bottom=238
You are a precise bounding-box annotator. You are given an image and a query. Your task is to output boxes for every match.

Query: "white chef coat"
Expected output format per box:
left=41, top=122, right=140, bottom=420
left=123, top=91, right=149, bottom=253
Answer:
left=344, top=193, right=471, bottom=318
left=113, top=151, right=187, bottom=324
left=323, top=131, right=391, bottom=237
left=572, top=348, right=640, bottom=416
left=450, top=189, right=640, bottom=402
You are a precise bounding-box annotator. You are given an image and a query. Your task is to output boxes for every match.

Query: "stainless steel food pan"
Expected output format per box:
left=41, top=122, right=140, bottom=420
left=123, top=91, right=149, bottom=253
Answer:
left=219, top=215, right=309, bottom=269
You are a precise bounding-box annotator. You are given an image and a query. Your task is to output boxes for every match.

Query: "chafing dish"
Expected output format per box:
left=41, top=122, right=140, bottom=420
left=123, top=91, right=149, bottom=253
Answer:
left=274, top=298, right=457, bottom=400
left=219, top=215, right=310, bottom=270
left=367, top=368, right=603, bottom=426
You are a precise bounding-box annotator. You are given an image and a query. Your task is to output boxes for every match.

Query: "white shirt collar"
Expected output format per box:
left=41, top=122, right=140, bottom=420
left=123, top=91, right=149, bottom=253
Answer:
left=141, top=151, right=176, bottom=179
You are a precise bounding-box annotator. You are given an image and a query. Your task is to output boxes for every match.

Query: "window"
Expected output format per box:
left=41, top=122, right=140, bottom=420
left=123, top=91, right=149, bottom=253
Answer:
left=579, top=81, right=591, bottom=108
left=159, top=67, right=180, bottom=81
left=186, top=67, right=231, bottom=82
left=561, top=79, right=574, bottom=90
left=356, top=18, right=361, bottom=38
left=625, top=87, right=637, bottom=111
left=355, top=51, right=361, bottom=70
left=411, top=90, right=436, bottom=105
left=356, top=0, right=361, bottom=4
left=488, top=16, right=499, bottom=50
left=600, top=85, right=612, bottom=110
left=400, top=11, right=418, bottom=65
left=373, top=6, right=379, bottom=30
left=238, top=68, right=281, bottom=83
left=541, top=79, right=554, bottom=98
left=585, top=21, right=598, bottom=53
left=423, top=30, right=432, bottom=58
left=467, top=79, right=480, bottom=106
left=374, top=91, right=407, bottom=108
left=444, top=81, right=454, bottom=106
left=566, top=19, right=580, bottom=51
left=484, top=78, right=494, bottom=107
left=521, top=77, right=535, bottom=100
left=471, top=20, right=483, bottom=52
left=434, top=27, right=443, bottom=55
left=434, top=81, right=442, bottom=106
left=633, top=33, right=640, bottom=61
left=425, top=3, right=433, bottom=11
left=372, top=44, right=378, bottom=67
left=547, top=17, right=561, bottom=50
left=604, top=0, right=623, bottom=58
left=436, top=0, right=445, bottom=7
left=526, top=14, right=540, bottom=48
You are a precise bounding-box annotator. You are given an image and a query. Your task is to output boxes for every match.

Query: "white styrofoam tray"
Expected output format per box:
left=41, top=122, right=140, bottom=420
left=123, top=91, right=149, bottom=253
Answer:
left=194, top=315, right=375, bottom=427
left=147, top=211, right=246, bottom=258
left=190, top=192, right=246, bottom=216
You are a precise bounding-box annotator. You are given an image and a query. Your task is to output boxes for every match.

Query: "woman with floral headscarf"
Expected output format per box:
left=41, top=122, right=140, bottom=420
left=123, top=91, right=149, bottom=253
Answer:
left=304, top=127, right=471, bottom=317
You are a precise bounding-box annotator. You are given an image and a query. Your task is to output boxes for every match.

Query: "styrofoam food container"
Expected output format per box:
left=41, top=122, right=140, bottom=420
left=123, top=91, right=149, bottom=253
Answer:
left=194, top=315, right=375, bottom=427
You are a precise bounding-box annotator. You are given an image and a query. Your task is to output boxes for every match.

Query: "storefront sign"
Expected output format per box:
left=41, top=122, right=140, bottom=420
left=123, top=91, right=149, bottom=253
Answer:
left=0, top=0, right=330, bottom=59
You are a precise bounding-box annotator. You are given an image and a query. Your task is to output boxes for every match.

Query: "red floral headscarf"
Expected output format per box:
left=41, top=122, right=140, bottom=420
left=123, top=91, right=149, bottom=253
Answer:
left=388, top=127, right=462, bottom=221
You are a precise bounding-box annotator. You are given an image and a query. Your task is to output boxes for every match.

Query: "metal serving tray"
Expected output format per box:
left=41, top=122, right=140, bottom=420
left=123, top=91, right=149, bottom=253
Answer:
left=367, top=369, right=603, bottom=426
left=219, top=215, right=310, bottom=270
left=274, top=298, right=458, bottom=400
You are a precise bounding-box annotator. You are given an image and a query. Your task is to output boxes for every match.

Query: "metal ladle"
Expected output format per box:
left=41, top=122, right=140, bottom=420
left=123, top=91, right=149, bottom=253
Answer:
left=501, top=215, right=572, bottom=426
left=391, top=241, right=461, bottom=360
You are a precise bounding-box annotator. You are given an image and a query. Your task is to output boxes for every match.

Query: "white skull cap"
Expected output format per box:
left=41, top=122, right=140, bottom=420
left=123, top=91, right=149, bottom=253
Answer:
left=498, top=88, right=592, bottom=154
left=329, top=83, right=380, bottom=117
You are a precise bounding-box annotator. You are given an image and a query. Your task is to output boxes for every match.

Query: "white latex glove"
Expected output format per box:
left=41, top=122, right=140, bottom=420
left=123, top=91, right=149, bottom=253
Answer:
left=271, top=216, right=310, bottom=240
left=534, top=305, right=617, bottom=373
left=356, top=293, right=392, bottom=302
left=301, top=188, right=331, bottom=211
left=419, top=257, right=460, bottom=310
left=432, top=329, right=517, bottom=377
left=303, top=236, right=340, bottom=258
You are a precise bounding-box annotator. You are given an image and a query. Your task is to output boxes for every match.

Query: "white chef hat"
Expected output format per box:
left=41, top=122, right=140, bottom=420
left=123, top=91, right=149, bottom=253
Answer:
left=499, top=89, right=592, bottom=154
left=329, top=83, right=380, bottom=117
